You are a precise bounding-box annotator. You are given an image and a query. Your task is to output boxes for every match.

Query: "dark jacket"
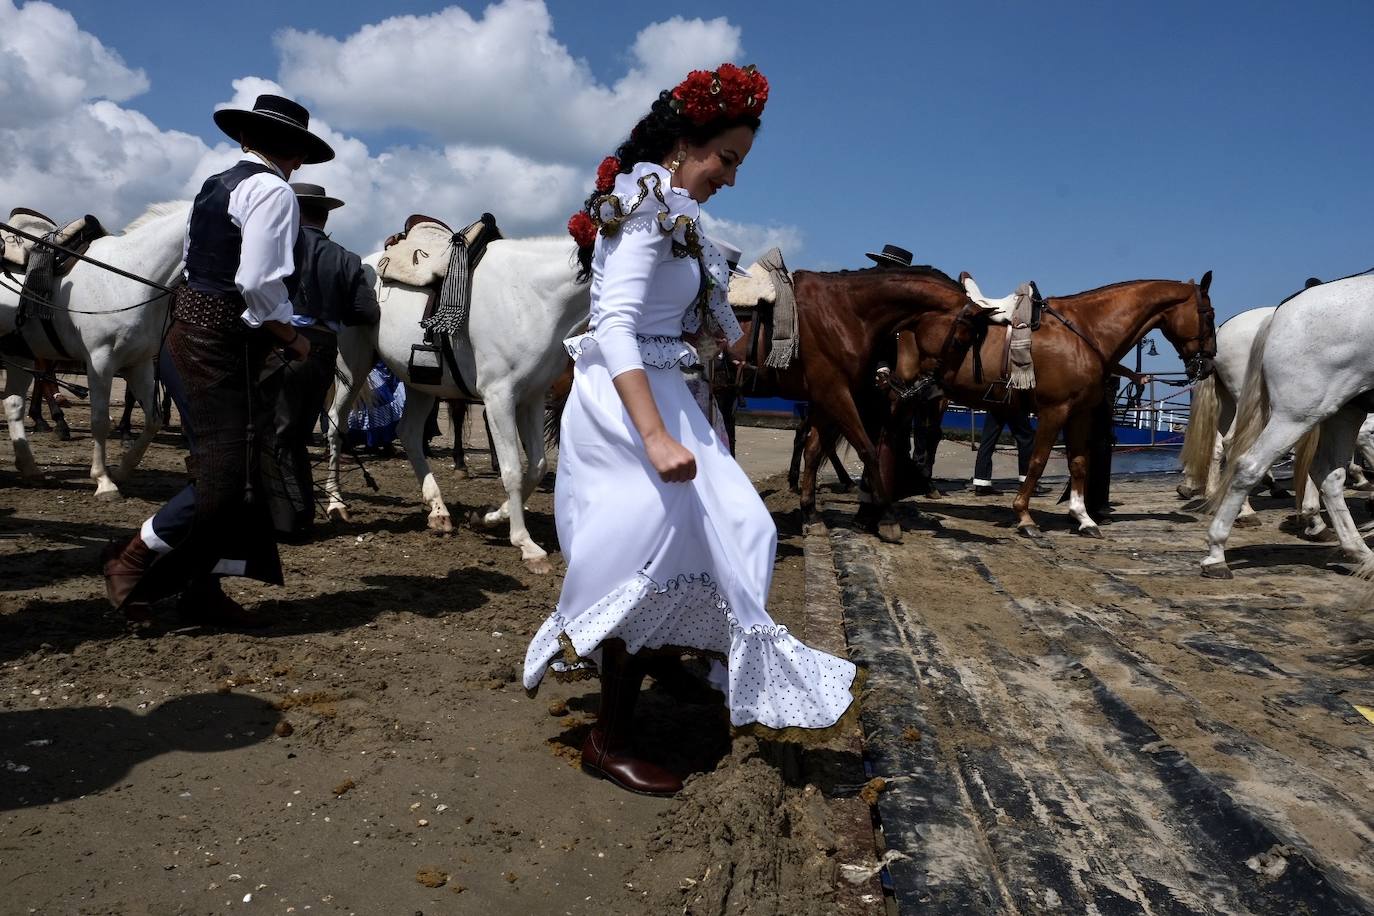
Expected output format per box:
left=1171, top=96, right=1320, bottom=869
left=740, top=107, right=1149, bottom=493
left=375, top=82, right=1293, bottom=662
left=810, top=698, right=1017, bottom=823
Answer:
left=290, top=226, right=380, bottom=327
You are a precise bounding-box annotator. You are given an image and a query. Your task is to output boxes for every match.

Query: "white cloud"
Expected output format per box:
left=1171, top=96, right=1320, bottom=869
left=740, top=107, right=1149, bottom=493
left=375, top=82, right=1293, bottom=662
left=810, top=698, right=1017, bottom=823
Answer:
left=0, top=0, right=148, bottom=128
left=274, top=0, right=742, bottom=161
left=0, top=1, right=798, bottom=265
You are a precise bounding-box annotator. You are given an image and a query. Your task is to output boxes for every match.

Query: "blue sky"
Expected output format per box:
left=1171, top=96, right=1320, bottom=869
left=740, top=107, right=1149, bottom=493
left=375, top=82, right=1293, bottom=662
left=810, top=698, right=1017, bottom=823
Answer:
left=24, top=1, right=1374, bottom=374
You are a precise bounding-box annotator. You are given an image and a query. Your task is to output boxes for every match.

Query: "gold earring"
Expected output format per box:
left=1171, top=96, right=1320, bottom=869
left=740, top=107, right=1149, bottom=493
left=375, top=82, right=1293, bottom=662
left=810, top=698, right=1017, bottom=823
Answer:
left=670, top=150, right=685, bottom=173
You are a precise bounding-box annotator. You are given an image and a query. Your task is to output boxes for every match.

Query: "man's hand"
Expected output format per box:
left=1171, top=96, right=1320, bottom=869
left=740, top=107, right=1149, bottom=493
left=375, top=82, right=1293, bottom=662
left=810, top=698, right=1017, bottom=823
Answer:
left=644, top=429, right=696, bottom=483
left=283, top=332, right=311, bottom=362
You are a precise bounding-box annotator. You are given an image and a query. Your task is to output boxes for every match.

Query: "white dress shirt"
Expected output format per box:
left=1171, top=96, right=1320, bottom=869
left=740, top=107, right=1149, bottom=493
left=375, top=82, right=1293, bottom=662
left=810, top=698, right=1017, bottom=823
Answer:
left=183, top=157, right=299, bottom=327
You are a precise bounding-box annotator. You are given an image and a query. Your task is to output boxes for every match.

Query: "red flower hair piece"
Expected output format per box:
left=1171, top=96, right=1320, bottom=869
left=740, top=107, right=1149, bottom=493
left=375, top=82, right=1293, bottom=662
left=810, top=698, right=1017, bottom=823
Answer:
left=568, top=211, right=596, bottom=248
left=595, top=156, right=621, bottom=193
left=671, top=63, right=768, bottom=126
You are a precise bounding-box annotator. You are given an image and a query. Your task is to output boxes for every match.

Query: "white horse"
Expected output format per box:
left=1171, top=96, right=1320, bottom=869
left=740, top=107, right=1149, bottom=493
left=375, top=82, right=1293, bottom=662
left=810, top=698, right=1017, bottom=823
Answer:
left=325, top=237, right=589, bottom=573
left=1202, top=275, right=1374, bottom=578
left=1178, top=306, right=1325, bottom=533
left=0, top=202, right=188, bottom=495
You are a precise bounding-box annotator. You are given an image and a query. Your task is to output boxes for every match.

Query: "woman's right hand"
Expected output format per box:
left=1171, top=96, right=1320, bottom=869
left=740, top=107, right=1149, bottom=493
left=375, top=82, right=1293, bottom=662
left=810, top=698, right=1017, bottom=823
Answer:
left=644, top=430, right=697, bottom=482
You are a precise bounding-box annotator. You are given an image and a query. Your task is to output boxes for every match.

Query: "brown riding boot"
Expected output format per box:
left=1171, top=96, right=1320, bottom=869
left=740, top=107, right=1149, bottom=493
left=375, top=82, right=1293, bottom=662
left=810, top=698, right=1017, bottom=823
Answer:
left=101, top=534, right=154, bottom=621
left=580, top=648, right=682, bottom=796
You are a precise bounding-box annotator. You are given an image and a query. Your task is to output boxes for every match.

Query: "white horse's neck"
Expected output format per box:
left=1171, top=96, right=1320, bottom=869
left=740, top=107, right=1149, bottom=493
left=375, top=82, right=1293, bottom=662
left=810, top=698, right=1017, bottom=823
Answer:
left=73, top=205, right=190, bottom=291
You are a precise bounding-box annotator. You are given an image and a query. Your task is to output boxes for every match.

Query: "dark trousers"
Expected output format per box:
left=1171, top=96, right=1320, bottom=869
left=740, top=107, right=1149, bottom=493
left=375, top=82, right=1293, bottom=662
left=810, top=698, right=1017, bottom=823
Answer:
left=973, top=411, right=1034, bottom=485
left=135, top=315, right=282, bottom=601
left=259, top=325, right=337, bottom=538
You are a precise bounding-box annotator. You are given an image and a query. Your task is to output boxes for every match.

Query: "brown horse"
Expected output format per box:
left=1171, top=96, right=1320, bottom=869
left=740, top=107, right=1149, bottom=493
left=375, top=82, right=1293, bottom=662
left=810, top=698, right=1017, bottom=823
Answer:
left=725, top=266, right=981, bottom=540
left=897, top=273, right=1216, bottom=536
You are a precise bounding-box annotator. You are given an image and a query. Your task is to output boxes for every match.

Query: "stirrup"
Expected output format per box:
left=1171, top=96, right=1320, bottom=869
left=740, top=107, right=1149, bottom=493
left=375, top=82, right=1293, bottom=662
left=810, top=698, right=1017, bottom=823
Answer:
left=898, top=376, right=943, bottom=402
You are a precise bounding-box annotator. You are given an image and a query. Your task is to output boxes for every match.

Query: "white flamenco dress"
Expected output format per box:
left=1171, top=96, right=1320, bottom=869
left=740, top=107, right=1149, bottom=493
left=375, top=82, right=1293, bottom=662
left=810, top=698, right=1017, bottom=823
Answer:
left=523, top=163, right=857, bottom=732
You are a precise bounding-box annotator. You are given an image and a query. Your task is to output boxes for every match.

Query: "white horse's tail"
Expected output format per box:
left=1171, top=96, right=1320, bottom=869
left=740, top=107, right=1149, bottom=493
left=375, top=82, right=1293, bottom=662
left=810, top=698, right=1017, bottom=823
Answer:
left=1207, top=313, right=1275, bottom=513
left=1291, top=425, right=1321, bottom=507
left=1180, top=375, right=1218, bottom=492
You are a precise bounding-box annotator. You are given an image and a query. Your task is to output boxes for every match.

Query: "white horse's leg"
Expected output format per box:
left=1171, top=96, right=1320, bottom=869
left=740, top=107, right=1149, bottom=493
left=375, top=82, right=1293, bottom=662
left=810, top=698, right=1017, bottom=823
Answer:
left=86, top=361, right=120, bottom=498
left=1300, top=474, right=1328, bottom=538
left=114, top=361, right=161, bottom=483
left=399, top=389, right=452, bottom=533
left=325, top=335, right=370, bottom=521
left=3, top=369, right=42, bottom=481
left=1203, top=416, right=1309, bottom=578
left=1310, top=407, right=1374, bottom=573
left=477, top=387, right=549, bottom=572
left=517, top=395, right=548, bottom=506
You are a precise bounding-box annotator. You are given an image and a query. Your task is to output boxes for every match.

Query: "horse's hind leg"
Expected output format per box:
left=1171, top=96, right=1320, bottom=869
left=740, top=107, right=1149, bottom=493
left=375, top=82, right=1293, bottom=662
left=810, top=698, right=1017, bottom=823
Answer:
left=1309, top=406, right=1374, bottom=574
left=399, top=389, right=453, bottom=533
left=1203, top=414, right=1309, bottom=577
left=787, top=417, right=810, bottom=494
left=3, top=368, right=42, bottom=481
left=451, top=401, right=469, bottom=477
left=115, top=360, right=162, bottom=484
left=1012, top=406, right=1067, bottom=538
left=324, top=331, right=370, bottom=522
left=1062, top=411, right=1101, bottom=537
left=478, top=387, right=549, bottom=572
left=86, top=361, right=120, bottom=497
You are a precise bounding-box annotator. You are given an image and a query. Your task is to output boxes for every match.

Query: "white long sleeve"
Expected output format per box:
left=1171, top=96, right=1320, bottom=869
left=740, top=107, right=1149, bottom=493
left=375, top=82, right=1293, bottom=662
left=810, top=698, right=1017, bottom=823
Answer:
left=594, top=214, right=670, bottom=379
left=228, top=170, right=299, bottom=327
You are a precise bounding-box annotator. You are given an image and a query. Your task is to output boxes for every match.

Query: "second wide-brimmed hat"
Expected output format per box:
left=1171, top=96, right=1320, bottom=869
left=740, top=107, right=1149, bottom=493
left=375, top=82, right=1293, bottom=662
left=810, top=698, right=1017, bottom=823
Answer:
left=290, top=183, right=345, bottom=211
left=213, top=94, right=335, bottom=164
left=865, top=244, right=913, bottom=268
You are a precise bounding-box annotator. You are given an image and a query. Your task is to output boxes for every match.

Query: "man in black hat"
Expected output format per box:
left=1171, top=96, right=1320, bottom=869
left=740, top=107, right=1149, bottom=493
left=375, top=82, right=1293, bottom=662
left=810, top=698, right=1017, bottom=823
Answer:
left=103, top=94, right=334, bottom=626
left=865, top=243, right=914, bottom=269
left=258, top=183, right=380, bottom=539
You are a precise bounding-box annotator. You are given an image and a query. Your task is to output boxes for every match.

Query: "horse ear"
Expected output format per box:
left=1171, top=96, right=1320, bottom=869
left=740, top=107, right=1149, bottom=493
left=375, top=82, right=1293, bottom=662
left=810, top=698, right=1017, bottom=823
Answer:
left=1199, top=270, right=1212, bottom=295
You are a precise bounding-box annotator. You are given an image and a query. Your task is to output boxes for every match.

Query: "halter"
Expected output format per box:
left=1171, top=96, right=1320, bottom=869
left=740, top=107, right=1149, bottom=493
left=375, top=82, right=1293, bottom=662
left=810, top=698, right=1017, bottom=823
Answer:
left=1178, top=285, right=1217, bottom=381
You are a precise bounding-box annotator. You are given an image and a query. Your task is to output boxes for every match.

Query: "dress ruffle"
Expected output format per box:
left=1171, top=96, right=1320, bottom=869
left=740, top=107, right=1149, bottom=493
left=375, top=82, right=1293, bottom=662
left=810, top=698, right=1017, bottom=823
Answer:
left=562, top=331, right=700, bottom=370
left=523, top=571, right=857, bottom=732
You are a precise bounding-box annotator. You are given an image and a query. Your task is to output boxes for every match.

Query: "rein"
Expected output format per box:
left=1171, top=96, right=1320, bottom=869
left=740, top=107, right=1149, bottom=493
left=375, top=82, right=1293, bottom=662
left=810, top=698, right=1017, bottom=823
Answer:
left=0, top=220, right=176, bottom=295
left=1041, top=301, right=1115, bottom=368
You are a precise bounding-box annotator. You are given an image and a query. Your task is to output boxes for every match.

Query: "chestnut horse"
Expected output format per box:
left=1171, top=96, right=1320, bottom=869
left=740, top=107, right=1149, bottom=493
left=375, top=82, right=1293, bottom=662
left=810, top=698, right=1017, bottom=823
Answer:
left=897, top=273, right=1217, bottom=536
left=726, top=266, right=981, bottom=540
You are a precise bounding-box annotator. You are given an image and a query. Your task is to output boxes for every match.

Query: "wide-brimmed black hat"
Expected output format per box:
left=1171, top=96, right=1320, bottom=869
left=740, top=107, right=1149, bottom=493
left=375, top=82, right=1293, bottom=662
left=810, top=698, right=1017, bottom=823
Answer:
left=865, top=244, right=913, bottom=268
left=213, top=94, right=335, bottom=164
left=290, top=183, right=345, bottom=211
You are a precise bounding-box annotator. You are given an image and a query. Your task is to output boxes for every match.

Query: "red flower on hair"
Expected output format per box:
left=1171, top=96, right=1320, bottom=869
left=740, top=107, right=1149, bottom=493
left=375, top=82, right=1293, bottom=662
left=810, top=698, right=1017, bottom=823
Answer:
left=671, top=63, right=769, bottom=125
left=595, top=156, right=621, bottom=193
left=567, top=211, right=596, bottom=248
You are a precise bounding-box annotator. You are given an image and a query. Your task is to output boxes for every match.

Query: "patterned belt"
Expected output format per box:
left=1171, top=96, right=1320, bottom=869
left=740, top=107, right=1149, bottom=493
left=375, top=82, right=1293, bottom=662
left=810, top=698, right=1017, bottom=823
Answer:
left=173, top=288, right=247, bottom=333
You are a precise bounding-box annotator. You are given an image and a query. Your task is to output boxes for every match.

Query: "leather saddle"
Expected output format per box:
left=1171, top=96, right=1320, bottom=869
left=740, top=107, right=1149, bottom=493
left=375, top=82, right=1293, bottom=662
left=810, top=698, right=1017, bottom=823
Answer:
left=960, top=272, right=1043, bottom=329
left=378, top=213, right=496, bottom=290
left=2, top=207, right=107, bottom=276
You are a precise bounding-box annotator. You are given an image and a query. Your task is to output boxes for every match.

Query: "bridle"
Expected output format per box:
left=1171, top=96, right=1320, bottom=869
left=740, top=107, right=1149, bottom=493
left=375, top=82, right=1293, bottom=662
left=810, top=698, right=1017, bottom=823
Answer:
left=1178, top=285, right=1217, bottom=381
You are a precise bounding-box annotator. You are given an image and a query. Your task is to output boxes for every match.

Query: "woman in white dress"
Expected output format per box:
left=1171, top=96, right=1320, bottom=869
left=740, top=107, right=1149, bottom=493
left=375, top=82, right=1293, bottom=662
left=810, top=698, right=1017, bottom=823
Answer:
left=523, top=64, right=857, bottom=796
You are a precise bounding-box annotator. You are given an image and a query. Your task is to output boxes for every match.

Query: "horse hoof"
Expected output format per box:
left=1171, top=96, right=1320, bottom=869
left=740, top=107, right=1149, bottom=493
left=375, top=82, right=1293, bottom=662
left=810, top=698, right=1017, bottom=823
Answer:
left=1018, top=525, right=1043, bottom=539
left=428, top=515, right=454, bottom=534
left=925, top=488, right=944, bottom=500
left=1306, top=528, right=1339, bottom=543
left=95, top=486, right=122, bottom=501
left=452, top=466, right=470, bottom=480
left=1176, top=484, right=1198, bottom=500
left=524, top=555, right=553, bottom=575
left=1234, top=514, right=1262, bottom=528
left=327, top=506, right=352, bottom=524
left=1079, top=525, right=1104, bottom=539
left=876, top=522, right=902, bottom=544
left=1200, top=562, right=1233, bottom=580
left=1268, top=488, right=1292, bottom=500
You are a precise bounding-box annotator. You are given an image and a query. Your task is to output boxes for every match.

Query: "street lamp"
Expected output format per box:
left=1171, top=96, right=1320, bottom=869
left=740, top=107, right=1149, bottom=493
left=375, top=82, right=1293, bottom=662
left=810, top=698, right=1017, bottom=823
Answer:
left=1135, top=336, right=1158, bottom=374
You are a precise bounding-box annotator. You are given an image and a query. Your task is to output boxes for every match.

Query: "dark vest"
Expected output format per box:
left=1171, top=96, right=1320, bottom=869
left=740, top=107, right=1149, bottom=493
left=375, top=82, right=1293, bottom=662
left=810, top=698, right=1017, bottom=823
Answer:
left=185, top=160, right=299, bottom=299
left=290, top=226, right=349, bottom=323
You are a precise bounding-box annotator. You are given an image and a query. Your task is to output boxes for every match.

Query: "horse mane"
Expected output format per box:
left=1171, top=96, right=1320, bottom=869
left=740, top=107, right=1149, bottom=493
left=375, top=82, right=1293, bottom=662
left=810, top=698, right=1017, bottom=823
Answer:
left=1055, top=278, right=1182, bottom=300
left=122, top=201, right=191, bottom=234
left=816, top=264, right=964, bottom=290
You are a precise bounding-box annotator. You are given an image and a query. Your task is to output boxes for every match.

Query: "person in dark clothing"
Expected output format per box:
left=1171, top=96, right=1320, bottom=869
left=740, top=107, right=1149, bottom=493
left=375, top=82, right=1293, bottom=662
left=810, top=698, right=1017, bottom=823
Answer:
left=101, top=94, right=333, bottom=627
left=259, top=183, right=381, bottom=538
left=972, top=409, right=1035, bottom=496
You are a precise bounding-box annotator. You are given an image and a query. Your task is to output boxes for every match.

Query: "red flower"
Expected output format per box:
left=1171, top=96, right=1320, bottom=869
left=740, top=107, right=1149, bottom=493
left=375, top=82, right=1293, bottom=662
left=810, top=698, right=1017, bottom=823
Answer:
left=595, top=156, right=621, bottom=192
left=671, top=63, right=769, bottom=124
left=567, top=211, right=596, bottom=248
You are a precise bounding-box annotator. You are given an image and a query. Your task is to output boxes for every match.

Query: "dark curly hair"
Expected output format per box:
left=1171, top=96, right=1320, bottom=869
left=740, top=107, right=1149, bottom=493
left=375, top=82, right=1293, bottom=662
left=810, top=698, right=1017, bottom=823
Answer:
left=574, top=90, right=761, bottom=279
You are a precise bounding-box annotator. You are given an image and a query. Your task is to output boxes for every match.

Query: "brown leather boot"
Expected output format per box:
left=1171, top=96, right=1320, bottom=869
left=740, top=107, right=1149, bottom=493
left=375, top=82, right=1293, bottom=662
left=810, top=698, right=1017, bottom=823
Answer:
left=580, top=647, right=682, bottom=796
left=101, top=534, right=154, bottom=621
left=177, top=577, right=268, bottom=629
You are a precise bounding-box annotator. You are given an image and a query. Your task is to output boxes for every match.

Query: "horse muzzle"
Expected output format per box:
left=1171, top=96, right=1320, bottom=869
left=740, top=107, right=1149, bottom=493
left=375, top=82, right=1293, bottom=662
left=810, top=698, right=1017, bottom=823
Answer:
left=1186, top=355, right=1215, bottom=382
